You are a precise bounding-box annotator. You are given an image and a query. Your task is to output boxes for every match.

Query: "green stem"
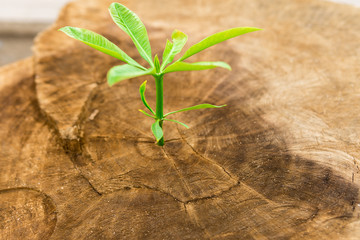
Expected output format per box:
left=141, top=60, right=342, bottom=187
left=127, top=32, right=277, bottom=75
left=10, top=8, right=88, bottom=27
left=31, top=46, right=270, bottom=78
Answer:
left=155, top=74, right=164, bottom=146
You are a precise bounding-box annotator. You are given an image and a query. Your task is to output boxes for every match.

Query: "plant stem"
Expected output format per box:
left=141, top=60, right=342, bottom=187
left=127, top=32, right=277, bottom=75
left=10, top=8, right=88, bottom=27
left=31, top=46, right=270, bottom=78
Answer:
left=155, top=74, right=164, bottom=146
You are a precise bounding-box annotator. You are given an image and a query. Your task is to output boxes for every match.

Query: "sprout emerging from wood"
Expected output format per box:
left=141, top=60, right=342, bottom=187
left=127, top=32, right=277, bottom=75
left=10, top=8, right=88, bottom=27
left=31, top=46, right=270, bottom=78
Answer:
left=59, top=2, right=261, bottom=146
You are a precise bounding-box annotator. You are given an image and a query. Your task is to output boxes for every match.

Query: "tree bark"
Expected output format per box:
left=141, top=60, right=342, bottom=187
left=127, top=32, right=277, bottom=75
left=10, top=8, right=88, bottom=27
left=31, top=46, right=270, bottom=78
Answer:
left=1, top=0, right=360, bottom=239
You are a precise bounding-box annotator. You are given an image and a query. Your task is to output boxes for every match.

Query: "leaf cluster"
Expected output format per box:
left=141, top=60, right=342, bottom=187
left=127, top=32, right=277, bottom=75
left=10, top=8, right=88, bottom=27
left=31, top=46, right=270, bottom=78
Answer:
left=59, top=2, right=261, bottom=143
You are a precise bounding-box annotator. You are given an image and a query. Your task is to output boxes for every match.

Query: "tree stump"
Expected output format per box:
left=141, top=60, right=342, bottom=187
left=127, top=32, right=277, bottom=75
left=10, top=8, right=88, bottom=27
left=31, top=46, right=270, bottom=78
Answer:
left=1, top=0, right=360, bottom=239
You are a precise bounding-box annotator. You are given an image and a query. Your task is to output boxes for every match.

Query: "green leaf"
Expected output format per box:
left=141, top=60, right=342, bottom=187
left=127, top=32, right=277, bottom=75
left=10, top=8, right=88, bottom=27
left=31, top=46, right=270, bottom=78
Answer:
left=161, top=30, right=188, bottom=70
left=59, top=26, right=144, bottom=69
left=107, top=64, right=152, bottom=86
left=162, top=40, right=173, bottom=64
left=164, top=104, right=226, bottom=117
left=151, top=120, right=163, bottom=142
left=154, top=54, right=161, bottom=73
left=139, top=80, right=155, bottom=115
left=163, top=61, right=231, bottom=74
left=139, top=109, right=156, bottom=119
left=179, top=27, right=261, bottom=61
left=109, top=3, right=153, bottom=67
left=164, top=118, right=189, bottom=128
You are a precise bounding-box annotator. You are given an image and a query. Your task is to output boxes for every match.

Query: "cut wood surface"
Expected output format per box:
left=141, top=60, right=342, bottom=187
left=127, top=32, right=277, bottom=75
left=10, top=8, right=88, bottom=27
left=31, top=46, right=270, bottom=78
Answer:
left=1, top=0, right=360, bottom=239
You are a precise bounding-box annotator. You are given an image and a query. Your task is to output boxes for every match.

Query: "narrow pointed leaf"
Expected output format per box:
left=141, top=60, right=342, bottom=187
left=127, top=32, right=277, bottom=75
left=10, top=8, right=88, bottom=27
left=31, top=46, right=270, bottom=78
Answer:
left=154, top=54, right=161, bottom=73
left=107, top=64, right=152, bottom=86
left=164, top=118, right=189, bottom=129
left=163, top=61, right=231, bottom=74
left=162, top=40, right=173, bottom=65
left=59, top=26, right=144, bottom=69
left=139, top=81, right=155, bottom=115
left=179, top=27, right=261, bottom=61
left=139, top=109, right=156, bottom=119
left=151, top=120, right=163, bottom=141
left=161, top=30, right=188, bottom=70
left=164, top=104, right=226, bottom=117
left=109, top=3, right=153, bottom=66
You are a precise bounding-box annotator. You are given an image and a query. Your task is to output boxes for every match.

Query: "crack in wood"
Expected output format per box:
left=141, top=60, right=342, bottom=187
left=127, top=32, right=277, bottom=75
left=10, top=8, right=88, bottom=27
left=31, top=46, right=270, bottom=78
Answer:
left=32, top=73, right=104, bottom=197
left=131, top=181, right=242, bottom=205
left=161, top=148, right=196, bottom=199
left=177, top=124, right=238, bottom=182
left=79, top=175, right=102, bottom=196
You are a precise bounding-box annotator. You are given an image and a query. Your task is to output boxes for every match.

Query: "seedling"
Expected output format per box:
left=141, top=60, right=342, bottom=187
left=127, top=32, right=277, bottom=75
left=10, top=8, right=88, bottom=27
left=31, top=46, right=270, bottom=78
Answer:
left=59, top=2, right=261, bottom=146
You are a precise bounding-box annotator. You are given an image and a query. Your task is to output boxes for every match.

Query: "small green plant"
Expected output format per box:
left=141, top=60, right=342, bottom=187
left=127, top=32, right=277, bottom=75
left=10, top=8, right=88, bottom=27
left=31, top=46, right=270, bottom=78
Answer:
left=59, top=2, right=261, bottom=146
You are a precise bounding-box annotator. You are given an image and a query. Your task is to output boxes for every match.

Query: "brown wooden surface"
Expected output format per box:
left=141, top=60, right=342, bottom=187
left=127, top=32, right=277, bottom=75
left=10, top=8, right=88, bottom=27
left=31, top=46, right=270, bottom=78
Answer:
left=1, top=0, right=360, bottom=239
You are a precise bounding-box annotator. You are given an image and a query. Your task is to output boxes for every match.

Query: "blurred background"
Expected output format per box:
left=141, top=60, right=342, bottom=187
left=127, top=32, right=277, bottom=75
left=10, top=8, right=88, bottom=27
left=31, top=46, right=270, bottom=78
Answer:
left=0, top=0, right=359, bottom=66
left=0, top=0, right=70, bottom=66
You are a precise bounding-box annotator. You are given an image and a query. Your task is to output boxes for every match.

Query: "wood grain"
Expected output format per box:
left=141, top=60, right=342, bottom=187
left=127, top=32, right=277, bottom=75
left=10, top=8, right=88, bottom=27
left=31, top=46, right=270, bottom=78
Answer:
left=0, top=0, right=359, bottom=239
